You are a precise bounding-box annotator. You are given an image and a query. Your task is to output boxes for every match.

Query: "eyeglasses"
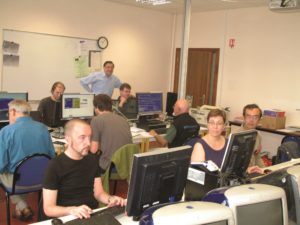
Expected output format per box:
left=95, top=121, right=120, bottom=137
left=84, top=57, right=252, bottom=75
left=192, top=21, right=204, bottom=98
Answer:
left=245, top=114, right=260, bottom=120
left=207, top=121, right=225, bottom=127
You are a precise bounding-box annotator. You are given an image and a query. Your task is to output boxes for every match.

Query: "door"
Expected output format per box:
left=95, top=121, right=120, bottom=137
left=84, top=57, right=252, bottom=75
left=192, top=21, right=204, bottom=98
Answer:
left=173, top=48, right=220, bottom=107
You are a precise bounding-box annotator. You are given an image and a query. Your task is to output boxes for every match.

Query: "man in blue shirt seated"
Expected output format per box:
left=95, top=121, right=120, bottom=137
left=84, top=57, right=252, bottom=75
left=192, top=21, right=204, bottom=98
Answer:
left=80, top=61, right=121, bottom=97
left=42, top=119, right=125, bottom=219
left=0, top=99, right=56, bottom=221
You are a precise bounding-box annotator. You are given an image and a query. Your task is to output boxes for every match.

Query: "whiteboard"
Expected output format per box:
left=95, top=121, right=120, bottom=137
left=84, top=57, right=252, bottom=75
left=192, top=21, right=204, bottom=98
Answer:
left=2, top=30, right=101, bottom=100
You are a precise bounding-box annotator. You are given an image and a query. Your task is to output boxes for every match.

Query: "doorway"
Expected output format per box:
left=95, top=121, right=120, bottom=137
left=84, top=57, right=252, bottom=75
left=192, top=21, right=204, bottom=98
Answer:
left=173, top=48, right=220, bottom=108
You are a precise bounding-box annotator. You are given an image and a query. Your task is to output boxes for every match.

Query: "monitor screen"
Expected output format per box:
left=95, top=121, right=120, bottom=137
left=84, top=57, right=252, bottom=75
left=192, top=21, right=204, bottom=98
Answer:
left=255, top=165, right=300, bottom=225
left=126, top=145, right=193, bottom=219
left=136, top=92, right=163, bottom=115
left=203, top=183, right=288, bottom=225
left=145, top=201, right=233, bottom=225
left=236, top=199, right=283, bottom=225
left=0, top=92, right=28, bottom=122
left=220, top=130, right=257, bottom=179
left=61, top=94, right=94, bottom=119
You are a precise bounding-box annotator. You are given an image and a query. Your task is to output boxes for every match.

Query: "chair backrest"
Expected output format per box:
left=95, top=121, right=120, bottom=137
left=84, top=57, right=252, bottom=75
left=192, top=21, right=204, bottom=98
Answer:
left=178, top=124, right=200, bottom=146
left=12, top=153, right=51, bottom=193
left=110, top=144, right=140, bottom=180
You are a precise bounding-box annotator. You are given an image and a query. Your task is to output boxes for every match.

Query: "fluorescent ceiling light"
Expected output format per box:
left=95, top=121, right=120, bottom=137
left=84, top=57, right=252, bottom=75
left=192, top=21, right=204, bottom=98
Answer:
left=136, top=0, right=171, bottom=6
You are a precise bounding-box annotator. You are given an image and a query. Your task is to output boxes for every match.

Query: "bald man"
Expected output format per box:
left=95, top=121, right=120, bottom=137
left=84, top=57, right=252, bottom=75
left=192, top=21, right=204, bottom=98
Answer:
left=149, top=99, right=199, bottom=148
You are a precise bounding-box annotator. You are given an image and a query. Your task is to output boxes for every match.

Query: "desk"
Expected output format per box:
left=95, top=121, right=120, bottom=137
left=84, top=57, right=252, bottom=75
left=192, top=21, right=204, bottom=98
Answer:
left=229, top=120, right=300, bottom=156
left=51, top=129, right=156, bottom=154
left=29, top=208, right=138, bottom=225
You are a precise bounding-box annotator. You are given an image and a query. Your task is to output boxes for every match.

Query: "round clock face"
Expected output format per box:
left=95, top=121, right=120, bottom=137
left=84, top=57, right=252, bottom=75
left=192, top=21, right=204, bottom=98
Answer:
left=97, top=36, right=108, bottom=49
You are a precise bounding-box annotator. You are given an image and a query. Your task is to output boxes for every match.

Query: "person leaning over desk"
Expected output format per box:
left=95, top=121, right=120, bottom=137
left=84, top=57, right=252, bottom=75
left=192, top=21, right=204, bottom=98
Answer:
left=149, top=99, right=199, bottom=148
left=0, top=100, right=55, bottom=221
left=80, top=61, right=121, bottom=97
left=42, top=119, right=125, bottom=219
left=191, top=108, right=264, bottom=174
left=90, top=94, right=132, bottom=174
left=38, top=81, right=65, bottom=128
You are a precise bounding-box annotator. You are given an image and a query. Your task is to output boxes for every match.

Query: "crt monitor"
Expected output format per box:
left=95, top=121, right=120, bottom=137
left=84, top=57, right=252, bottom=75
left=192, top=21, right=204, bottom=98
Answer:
left=203, top=183, right=289, bottom=225
left=136, top=92, right=163, bottom=115
left=220, top=130, right=257, bottom=181
left=255, top=165, right=300, bottom=225
left=139, top=201, right=234, bottom=225
left=126, top=145, right=192, bottom=220
left=61, top=94, right=94, bottom=119
left=0, top=92, right=28, bottom=122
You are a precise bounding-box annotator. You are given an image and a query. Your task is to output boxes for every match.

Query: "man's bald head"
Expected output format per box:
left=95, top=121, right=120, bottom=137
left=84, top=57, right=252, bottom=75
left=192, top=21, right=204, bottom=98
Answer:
left=173, top=99, right=189, bottom=116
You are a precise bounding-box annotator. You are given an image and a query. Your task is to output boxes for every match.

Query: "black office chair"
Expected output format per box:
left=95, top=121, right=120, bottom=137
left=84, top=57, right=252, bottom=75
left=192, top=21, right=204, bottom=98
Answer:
left=177, top=124, right=201, bottom=147
left=0, top=153, right=51, bottom=225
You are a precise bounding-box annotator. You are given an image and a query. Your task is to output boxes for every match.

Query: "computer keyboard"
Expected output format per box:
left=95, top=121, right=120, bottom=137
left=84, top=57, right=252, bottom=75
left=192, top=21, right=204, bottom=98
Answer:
left=64, top=206, right=125, bottom=225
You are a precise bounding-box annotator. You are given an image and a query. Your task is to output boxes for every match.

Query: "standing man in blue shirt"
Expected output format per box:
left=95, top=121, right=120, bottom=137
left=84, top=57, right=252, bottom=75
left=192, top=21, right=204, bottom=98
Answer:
left=0, top=100, right=55, bottom=221
left=80, top=61, right=121, bottom=97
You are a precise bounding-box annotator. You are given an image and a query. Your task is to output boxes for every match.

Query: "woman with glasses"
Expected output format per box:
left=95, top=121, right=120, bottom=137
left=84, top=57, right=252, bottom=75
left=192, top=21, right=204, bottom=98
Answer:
left=191, top=109, right=227, bottom=167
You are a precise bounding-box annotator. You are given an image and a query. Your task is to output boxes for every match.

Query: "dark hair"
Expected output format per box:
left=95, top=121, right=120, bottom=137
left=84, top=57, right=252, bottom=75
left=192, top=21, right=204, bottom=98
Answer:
left=51, top=81, right=65, bottom=93
left=120, top=83, right=131, bottom=91
left=93, top=94, right=112, bottom=112
left=103, top=61, right=114, bottom=67
left=243, top=104, right=262, bottom=118
left=207, top=109, right=226, bottom=123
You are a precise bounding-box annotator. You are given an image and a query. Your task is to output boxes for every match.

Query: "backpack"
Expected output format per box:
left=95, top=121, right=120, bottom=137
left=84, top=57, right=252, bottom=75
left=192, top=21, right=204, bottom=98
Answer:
left=274, top=141, right=300, bottom=164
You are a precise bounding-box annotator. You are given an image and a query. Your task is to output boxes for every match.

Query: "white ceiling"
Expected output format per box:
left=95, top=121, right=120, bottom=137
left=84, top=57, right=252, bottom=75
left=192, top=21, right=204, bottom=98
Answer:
left=104, top=0, right=269, bottom=14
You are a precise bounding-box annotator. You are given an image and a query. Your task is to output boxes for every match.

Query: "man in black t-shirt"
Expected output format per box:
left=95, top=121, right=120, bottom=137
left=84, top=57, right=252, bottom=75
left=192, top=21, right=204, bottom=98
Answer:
left=38, top=81, right=65, bottom=128
left=42, top=119, right=125, bottom=219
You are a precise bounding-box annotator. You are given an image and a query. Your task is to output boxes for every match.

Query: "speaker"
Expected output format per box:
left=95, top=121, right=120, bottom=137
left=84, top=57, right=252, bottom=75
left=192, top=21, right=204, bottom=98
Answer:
left=166, top=92, right=178, bottom=117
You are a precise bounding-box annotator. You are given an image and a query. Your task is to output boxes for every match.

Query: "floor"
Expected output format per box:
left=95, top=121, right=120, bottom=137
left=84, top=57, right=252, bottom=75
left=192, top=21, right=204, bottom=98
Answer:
left=0, top=180, right=128, bottom=225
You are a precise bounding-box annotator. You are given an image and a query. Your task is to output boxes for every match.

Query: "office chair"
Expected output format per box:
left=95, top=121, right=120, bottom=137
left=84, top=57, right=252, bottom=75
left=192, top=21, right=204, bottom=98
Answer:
left=172, top=124, right=200, bottom=147
left=0, top=153, right=51, bottom=225
left=101, top=144, right=140, bottom=195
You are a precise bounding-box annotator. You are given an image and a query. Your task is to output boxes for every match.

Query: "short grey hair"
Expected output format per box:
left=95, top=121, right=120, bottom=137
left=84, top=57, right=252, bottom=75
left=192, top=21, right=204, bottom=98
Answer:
left=8, top=99, right=31, bottom=115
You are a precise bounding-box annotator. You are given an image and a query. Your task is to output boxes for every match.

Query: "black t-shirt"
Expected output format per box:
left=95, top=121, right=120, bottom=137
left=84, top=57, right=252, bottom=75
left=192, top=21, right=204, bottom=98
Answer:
left=38, top=97, right=63, bottom=127
left=43, top=153, right=101, bottom=209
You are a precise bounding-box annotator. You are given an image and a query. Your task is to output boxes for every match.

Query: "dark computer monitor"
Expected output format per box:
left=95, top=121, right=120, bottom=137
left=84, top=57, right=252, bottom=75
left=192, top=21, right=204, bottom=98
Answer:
left=136, top=92, right=163, bottom=116
left=220, top=130, right=257, bottom=183
left=126, top=145, right=193, bottom=220
left=0, top=92, right=28, bottom=122
left=61, top=94, right=94, bottom=120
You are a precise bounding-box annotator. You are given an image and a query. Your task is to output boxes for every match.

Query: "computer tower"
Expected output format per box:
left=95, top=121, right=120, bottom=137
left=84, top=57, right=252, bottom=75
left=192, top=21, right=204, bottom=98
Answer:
left=166, top=92, right=177, bottom=117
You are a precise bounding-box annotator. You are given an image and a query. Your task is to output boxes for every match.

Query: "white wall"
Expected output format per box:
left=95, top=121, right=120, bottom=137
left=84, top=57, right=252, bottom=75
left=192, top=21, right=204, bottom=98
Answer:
left=0, top=0, right=174, bottom=99
left=175, top=7, right=300, bottom=126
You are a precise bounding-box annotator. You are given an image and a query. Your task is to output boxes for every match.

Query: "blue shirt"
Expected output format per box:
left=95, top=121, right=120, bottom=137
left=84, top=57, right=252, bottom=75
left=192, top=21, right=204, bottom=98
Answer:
left=0, top=117, right=56, bottom=173
left=80, top=72, right=121, bottom=96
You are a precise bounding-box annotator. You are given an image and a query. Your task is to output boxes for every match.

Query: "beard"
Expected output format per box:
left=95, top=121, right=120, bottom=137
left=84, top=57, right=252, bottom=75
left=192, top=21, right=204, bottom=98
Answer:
left=71, top=143, right=90, bottom=157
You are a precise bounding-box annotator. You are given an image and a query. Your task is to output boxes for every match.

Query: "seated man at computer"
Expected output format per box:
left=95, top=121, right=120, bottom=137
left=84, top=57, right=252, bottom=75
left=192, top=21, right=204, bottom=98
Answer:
left=43, top=119, right=125, bottom=219
left=90, top=94, right=132, bottom=174
left=0, top=100, right=55, bottom=221
left=149, top=99, right=199, bottom=148
left=117, top=83, right=137, bottom=118
left=38, top=81, right=65, bottom=127
left=235, top=103, right=265, bottom=168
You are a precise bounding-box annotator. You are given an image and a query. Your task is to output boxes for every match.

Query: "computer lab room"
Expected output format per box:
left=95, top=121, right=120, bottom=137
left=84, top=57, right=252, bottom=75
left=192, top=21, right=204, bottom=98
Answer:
left=0, top=0, right=300, bottom=225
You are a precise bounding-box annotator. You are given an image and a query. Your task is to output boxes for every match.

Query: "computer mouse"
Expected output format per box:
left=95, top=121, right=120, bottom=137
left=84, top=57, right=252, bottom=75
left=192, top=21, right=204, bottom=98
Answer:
left=51, top=218, right=63, bottom=225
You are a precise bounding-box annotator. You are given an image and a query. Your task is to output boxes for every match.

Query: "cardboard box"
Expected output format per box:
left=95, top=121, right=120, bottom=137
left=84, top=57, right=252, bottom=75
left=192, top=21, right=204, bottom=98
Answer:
left=263, top=109, right=285, bottom=118
left=261, top=116, right=286, bottom=129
